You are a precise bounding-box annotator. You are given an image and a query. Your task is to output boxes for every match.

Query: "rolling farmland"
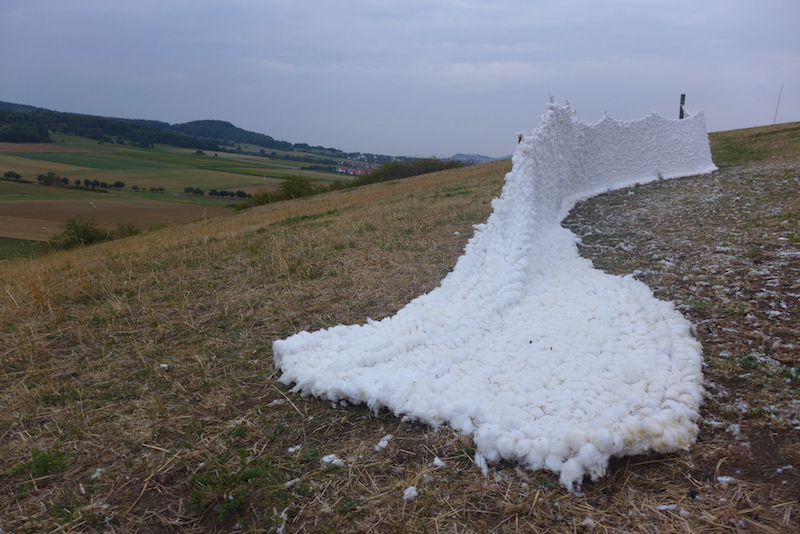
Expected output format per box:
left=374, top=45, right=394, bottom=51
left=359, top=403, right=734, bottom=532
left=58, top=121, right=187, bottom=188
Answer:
left=0, top=134, right=352, bottom=253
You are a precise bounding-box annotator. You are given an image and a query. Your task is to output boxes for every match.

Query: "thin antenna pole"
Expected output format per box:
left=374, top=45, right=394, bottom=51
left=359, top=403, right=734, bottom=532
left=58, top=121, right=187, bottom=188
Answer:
left=773, top=82, right=784, bottom=125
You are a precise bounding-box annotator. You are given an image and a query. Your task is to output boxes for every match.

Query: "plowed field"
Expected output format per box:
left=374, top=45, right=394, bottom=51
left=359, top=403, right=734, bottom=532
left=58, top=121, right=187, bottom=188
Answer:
left=0, top=198, right=230, bottom=240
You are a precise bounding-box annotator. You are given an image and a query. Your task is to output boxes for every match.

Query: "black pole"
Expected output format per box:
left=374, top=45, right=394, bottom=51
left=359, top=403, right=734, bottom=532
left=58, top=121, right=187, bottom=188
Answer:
left=679, top=94, right=686, bottom=119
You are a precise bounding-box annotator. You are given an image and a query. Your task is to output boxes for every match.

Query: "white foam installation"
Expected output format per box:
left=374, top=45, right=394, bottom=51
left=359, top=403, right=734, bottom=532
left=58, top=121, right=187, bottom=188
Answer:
left=273, top=99, right=717, bottom=490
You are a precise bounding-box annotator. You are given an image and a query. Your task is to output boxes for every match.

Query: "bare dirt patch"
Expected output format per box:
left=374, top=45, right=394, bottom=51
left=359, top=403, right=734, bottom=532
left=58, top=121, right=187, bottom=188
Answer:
left=0, top=199, right=231, bottom=240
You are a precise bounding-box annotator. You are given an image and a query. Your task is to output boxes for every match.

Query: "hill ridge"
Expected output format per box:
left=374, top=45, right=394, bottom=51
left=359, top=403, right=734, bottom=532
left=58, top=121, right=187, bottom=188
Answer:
left=0, top=100, right=393, bottom=160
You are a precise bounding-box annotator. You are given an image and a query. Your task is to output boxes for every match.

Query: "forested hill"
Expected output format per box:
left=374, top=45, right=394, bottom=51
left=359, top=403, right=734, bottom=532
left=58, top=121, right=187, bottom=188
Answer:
left=0, top=101, right=376, bottom=161
left=0, top=101, right=219, bottom=150
left=116, top=118, right=292, bottom=151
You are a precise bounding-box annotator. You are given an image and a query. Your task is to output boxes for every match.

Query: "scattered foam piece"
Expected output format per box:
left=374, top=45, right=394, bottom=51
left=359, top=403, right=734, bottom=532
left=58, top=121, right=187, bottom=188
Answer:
left=402, top=486, right=418, bottom=501
left=375, top=434, right=393, bottom=451
left=321, top=454, right=345, bottom=467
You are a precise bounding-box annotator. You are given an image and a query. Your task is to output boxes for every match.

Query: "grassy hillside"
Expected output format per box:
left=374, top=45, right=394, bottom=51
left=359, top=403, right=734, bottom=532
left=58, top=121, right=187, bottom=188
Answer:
left=0, top=124, right=798, bottom=532
left=709, top=121, right=800, bottom=165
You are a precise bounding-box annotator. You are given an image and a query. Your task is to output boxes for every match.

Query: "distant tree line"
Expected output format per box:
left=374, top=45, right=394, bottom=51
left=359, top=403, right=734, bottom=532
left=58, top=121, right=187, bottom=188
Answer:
left=132, top=185, right=166, bottom=192
left=302, top=164, right=337, bottom=173
left=182, top=186, right=250, bottom=199
left=209, top=189, right=251, bottom=199
left=33, top=171, right=126, bottom=190
left=260, top=151, right=340, bottom=166
left=350, top=158, right=467, bottom=187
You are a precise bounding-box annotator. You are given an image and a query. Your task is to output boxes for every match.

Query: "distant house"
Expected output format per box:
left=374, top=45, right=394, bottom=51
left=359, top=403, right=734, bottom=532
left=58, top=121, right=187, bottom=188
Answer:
left=336, top=165, right=376, bottom=176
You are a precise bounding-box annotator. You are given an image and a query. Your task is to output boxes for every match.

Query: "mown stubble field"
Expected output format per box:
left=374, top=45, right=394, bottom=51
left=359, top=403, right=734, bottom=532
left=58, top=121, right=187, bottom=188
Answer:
left=0, top=124, right=798, bottom=533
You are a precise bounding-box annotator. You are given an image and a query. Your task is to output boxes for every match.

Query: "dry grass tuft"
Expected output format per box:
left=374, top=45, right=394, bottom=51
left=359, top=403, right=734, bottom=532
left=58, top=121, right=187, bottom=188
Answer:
left=2, top=126, right=799, bottom=532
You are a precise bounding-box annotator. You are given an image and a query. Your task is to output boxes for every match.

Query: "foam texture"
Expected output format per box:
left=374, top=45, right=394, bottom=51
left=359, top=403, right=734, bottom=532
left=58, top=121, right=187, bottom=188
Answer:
left=273, top=99, right=716, bottom=490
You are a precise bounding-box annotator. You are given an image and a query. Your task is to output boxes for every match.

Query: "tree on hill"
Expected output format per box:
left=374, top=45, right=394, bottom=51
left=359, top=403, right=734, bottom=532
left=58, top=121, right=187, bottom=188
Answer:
left=36, top=172, right=62, bottom=186
left=280, top=176, right=315, bottom=199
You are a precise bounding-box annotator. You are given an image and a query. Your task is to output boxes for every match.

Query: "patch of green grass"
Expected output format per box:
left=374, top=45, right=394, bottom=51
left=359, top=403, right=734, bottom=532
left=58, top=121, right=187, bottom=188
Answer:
left=738, top=355, right=762, bottom=370
left=337, top=495, right=367, bottom=518
left=530, top=478, right=558, bottom=490
left=94, top=381, right=138, bottom=402
left=11, top=446, right=72, bottom=479
left=434, top=185, right=473, bottom=198
left=708, top=122, right=800, bottom=165
left=40, top=386, right=81, bottom=406
left=781, top=366, right=800, bottom=384
left=711, top=137, right=769, bottom=165
left=449, top=441, right=477, bottom=464
left=189, top=450, right=296, bottom=524
left=276, top=209, right=339, bottom=227
left=0, top=237, right=48, bottom=260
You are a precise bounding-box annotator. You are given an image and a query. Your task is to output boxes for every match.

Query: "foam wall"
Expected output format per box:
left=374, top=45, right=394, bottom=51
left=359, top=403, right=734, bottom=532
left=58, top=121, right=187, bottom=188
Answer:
left=273, top=99, right=716, bottom=490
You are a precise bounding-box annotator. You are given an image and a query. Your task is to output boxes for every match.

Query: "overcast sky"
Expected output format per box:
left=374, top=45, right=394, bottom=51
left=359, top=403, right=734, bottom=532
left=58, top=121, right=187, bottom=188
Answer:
left=2, top=0, right=798, bottom=157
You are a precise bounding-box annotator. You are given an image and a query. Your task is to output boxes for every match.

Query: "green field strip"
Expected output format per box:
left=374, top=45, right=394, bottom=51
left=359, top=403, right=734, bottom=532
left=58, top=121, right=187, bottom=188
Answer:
left=0, top=154, right=90, bottom=175
left=8, top=152, right=184, bottom=170
left=0, top=237, right=48, bottom=260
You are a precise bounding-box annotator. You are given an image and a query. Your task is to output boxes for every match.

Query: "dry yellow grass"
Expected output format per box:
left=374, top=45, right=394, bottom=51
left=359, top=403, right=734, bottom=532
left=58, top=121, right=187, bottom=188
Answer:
left=1, top=129, right=798, bottom=533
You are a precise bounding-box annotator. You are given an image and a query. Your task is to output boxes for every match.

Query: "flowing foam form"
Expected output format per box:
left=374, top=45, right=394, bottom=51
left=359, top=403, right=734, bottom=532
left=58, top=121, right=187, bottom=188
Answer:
left=273, top=100, right=716, bottom=490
